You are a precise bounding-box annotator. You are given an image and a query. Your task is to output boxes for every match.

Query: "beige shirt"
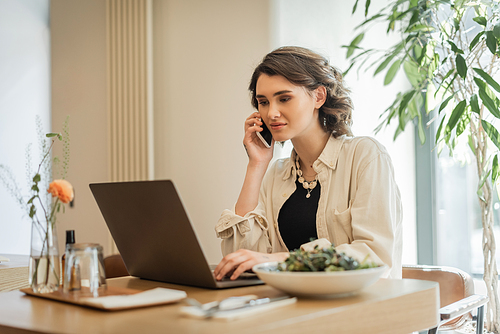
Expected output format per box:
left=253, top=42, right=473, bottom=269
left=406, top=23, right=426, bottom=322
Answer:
left=215, top=135, right=403, bottom=278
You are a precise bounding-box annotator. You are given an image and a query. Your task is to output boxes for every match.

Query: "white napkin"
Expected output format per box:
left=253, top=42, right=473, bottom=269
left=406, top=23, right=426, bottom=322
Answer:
left=0, top=256, right=9, bottom=263
left=180, top=297, right=297, bottom=321
left=80, top=287, right=187, bottom=309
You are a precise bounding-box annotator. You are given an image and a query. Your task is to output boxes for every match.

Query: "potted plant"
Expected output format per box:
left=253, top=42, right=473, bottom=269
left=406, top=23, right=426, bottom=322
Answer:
left=345, top=0, right=500, bottom=331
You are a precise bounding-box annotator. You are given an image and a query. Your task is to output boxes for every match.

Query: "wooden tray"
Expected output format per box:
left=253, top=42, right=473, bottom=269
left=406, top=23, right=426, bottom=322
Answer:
left=20, top=286, right=162, bottom=311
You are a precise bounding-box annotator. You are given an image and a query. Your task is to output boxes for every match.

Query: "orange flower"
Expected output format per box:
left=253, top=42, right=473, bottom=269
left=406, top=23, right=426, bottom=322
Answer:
left=47, top=180, right=74, bottom=204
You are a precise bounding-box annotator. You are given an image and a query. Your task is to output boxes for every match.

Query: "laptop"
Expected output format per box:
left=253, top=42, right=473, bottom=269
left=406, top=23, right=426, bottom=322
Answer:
left=89, top=179, right=263, bottom=289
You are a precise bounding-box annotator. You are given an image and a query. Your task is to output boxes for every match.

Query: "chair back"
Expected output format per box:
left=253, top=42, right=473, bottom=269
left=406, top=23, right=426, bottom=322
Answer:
left=403, top=264, right=474, bottom=330
left=103, top=254, right=129, bottom=279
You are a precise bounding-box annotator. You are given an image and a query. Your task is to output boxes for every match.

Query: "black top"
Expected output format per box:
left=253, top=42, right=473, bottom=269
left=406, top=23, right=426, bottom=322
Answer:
left=277, top=179, right=320, bottom=251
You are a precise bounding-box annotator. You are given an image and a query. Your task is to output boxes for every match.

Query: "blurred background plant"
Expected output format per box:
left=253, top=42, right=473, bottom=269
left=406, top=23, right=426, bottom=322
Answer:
left=344, top=0, right=500, bottom=331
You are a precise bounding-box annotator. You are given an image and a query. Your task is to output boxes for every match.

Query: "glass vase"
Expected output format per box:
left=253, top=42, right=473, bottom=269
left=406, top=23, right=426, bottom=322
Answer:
left=29, top=220, right=60, bottom=293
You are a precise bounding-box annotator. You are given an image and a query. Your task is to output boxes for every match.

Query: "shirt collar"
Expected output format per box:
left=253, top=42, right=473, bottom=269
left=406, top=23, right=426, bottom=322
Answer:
left=281, top=134, right=346, bottom=181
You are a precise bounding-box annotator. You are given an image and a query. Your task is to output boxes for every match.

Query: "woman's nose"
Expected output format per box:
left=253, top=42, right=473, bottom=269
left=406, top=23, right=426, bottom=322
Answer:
left=268, top=103, right=281, bottom=119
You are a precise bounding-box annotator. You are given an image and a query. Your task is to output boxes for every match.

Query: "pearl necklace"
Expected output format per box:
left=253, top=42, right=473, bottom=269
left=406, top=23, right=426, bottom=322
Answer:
left=295, top=155, right=318, bottom=198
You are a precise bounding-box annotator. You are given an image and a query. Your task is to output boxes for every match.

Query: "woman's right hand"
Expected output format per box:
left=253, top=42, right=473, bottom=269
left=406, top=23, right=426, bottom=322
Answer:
left=244, top=112, right=274, bottom=167
left=214, top=249, right=289, bottom=281
left=234, top=112, right=274, bottom=216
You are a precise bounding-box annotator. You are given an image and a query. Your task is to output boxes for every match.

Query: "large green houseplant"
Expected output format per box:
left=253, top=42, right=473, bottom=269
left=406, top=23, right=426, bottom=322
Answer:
left=345, top=0, right=500, bottom=331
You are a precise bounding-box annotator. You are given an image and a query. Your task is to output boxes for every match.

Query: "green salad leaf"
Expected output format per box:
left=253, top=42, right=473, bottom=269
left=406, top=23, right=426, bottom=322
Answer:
left=277, top=245, right=378, bottom=272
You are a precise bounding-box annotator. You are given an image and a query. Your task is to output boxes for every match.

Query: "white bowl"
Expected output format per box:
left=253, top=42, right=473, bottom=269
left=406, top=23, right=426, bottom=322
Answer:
left=252, top=262, right=387, bottom=298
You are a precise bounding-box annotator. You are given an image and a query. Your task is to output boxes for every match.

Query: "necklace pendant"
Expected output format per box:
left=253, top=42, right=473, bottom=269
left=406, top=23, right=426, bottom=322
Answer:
left=306, top=193, right=311, bottom=199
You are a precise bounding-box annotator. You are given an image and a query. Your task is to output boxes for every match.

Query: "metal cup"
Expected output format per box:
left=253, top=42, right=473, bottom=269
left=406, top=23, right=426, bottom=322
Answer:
left=63, top=243, right=107, bottom=297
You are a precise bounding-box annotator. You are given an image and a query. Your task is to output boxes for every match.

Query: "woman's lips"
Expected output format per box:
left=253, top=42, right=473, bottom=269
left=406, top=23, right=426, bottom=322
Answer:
left=270, top=123, right=286, bottom=130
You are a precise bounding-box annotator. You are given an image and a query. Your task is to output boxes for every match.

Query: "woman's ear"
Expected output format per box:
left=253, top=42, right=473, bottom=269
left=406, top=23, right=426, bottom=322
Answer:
left=314, top=86, right=327, bottom=108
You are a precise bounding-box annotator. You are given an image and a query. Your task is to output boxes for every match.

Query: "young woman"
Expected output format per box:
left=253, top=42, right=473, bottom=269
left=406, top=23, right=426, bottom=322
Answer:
left=214, top=46, right=402, bottom=280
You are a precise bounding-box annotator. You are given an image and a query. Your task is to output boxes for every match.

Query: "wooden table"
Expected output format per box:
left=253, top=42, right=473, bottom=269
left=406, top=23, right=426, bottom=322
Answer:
left=0, top=276, right=439, bottom=334
left=0, top=254, right=29, bottom=292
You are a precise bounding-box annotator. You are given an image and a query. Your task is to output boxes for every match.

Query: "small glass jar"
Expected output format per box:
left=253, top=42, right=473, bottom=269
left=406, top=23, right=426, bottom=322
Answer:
left=63, top=243, right=107, bottom=297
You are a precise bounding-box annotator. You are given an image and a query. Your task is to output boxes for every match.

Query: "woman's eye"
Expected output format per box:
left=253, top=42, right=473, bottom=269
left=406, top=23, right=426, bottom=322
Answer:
left=280, top=97, right=291, bottom=103
left=258, top=100, right=269, bottom=106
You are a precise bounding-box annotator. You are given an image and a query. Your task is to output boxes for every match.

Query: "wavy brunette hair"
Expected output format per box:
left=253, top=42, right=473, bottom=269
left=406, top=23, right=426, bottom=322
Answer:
left=249, top=46, right=353, bottom=137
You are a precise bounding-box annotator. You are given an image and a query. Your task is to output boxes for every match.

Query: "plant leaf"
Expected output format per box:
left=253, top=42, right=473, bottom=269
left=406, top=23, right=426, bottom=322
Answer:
left=352, top=0, right=359, bottom=14
left=417, top=114, right=426, bottom=144
left=374, top=57, right=394, bottom=76
left=399, top=90, right=416, bottom=114
left=493, top=155, right=499, bottom=184
left=346, top=32, right=365, bottom=58
left=435, top=68, right=454, bottom=93
left=494, top=22, right=500, bottom=39
left=374, top=43, right=404, bottom=76
left=27, top=195, right=36, bottom=204
left=448, top=40, right=464, bottom=54
left=486, top=31, right=498, bottom=55
left=404, top=60, right=426, bottom=87
left=439, top=95, right=454, bottom=114
left=473, top=68, right=500, bottom=93
left=468, top=134, right=476, bottom=155
left=408, top=94, right=419, bottom=118
left=409, top=8, right=419, bottom=27
left=470, top=94, right=480, bottom=114
left=436, top=115, right=447, bottom=143
left=445, top=100, right=466, bottom=134
left=482, top=120, right=500, bottom=151
left=470, top=31, right=485, bottom=51
left=456, top=54, right=467, bottom=78
left=478, top=87, right=500, bottom=119
left=355, top=13, right=384, bottom=30
left=343, top=62, right=355, bottom=76
left=29, top=205, right=36, bottom=218
left=397, top=90, right=416, bottom=130
left=407, top=24, right=434, bottom=32
left=393, top=125, right=404, bottom=141
left=473, top=16, right=487, bottom=27
left=474, top=77, right=486, bottom=90
left=32, top=174, right=41, bottom=182
left=456, top=112, right=469, bottom=138
left=384, top=60, right=401, bottom=85
left=46, top=133, right=59, bottom=138
left=365, top=0, right=371, bottom=17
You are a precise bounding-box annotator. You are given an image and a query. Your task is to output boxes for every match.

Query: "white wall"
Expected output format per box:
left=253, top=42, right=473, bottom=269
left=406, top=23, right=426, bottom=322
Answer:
left=153, top=0, right=273, bottom=264
left=50, top=0, right=110, bottom=254
left=272, top=0, right=417, bottom=264
left=0, top=0, right=50, bottom=255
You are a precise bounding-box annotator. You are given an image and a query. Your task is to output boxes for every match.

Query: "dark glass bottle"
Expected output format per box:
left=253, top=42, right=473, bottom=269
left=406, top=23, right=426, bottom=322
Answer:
left=61, top=230, right=75, bottom=285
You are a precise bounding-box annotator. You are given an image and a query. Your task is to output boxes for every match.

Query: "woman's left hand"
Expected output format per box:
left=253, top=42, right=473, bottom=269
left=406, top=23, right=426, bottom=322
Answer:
left=214, top=249, right=289, bottom=281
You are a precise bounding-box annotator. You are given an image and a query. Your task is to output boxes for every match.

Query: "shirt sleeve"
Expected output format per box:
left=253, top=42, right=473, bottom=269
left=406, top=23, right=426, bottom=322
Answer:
left=214, top=164, right=276, bottom=257
left=335, top=146, right=402, bottom=278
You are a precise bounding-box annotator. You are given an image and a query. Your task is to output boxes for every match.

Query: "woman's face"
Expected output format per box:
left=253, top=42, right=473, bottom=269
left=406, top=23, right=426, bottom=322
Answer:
left=255, top=74, right=325, bottom=143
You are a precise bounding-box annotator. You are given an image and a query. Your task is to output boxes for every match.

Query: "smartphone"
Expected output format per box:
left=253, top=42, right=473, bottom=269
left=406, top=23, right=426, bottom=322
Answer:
left=256, top=119, right=273, bottom=148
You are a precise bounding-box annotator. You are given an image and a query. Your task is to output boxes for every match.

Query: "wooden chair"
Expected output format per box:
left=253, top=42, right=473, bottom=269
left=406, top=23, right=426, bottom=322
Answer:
left=403, top=264, right=488, bottom=334
left=103, top=254, right=129, bottom=279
